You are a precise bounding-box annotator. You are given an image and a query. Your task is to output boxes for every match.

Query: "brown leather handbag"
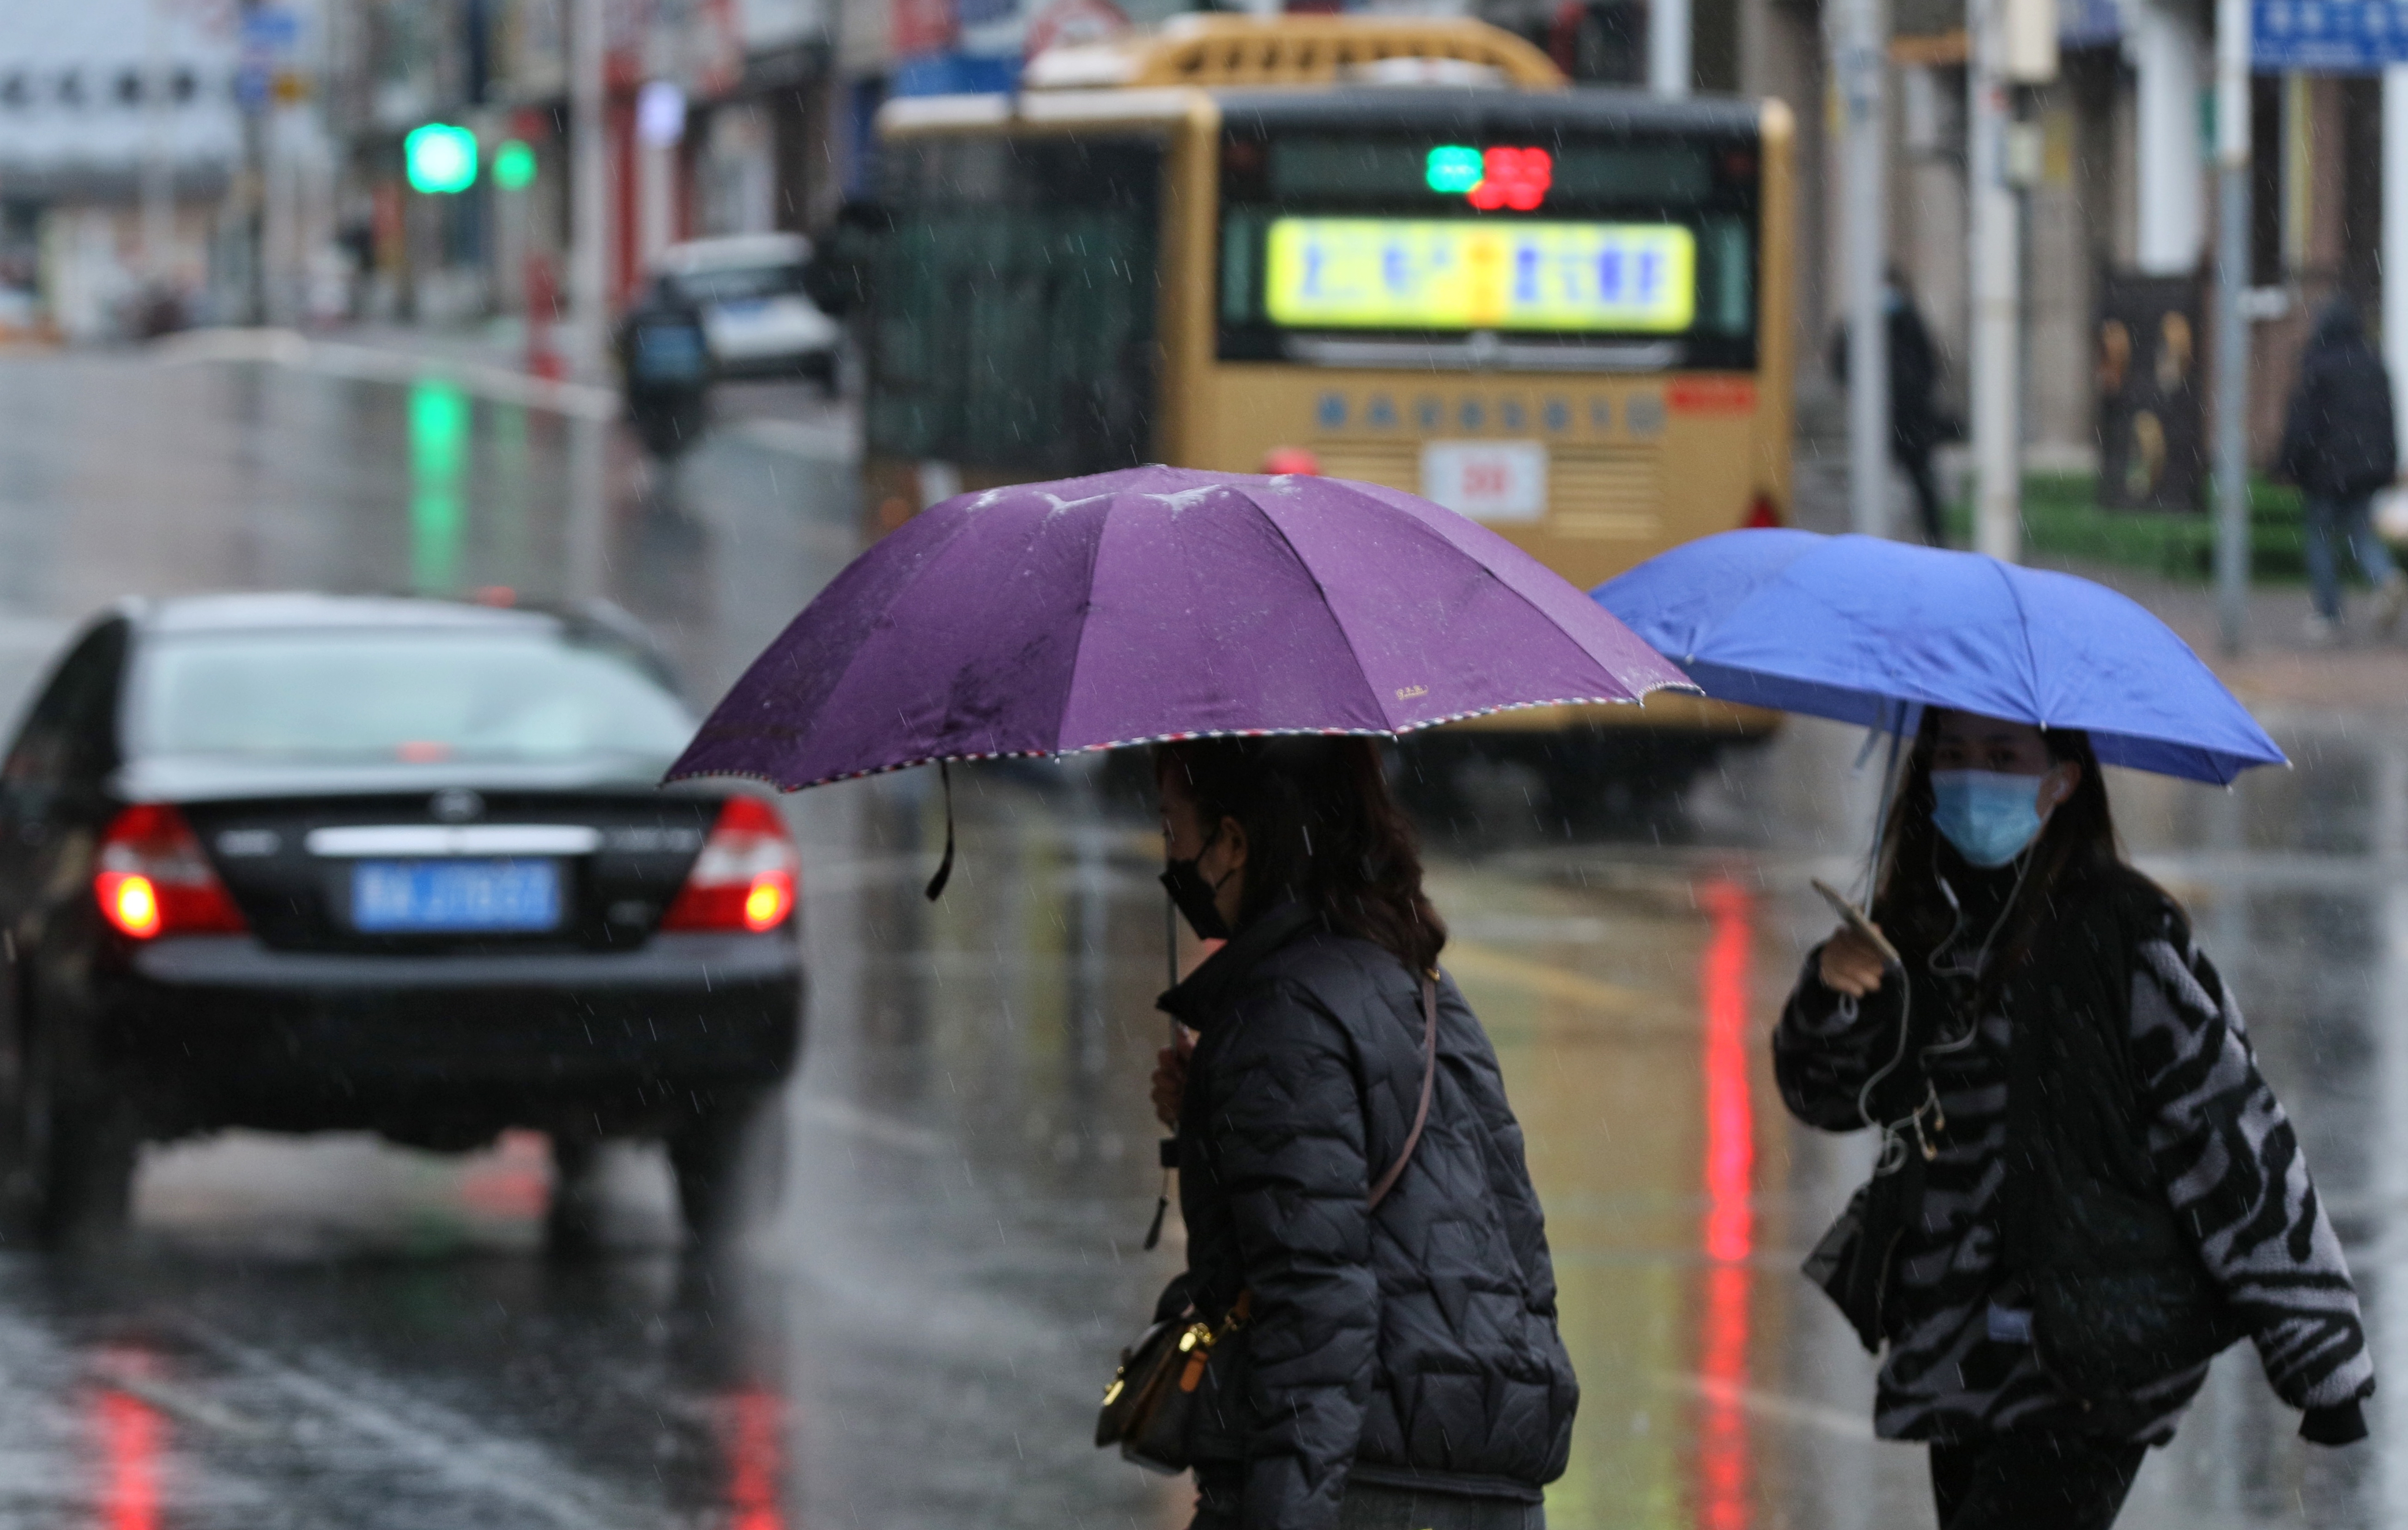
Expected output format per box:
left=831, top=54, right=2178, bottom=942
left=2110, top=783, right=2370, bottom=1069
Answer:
left=1095, top=974, right=1440, bottom=1474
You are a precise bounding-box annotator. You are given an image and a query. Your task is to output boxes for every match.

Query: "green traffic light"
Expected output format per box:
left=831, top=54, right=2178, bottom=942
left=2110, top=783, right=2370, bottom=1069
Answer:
left=405, top=124, right=478, bottom=194
left=1425, top=145, right=1483, bottom=194
left=494, top=139, right=536, bottom=190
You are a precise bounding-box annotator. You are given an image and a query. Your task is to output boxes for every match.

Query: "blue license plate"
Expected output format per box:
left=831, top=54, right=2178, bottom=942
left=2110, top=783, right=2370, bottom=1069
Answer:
left=351, top=859, right=562, bottom=933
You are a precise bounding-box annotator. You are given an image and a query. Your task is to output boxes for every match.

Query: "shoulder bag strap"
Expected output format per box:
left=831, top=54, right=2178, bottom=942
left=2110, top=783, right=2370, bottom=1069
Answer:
left=1366, top=974, right=1439, bottom=1211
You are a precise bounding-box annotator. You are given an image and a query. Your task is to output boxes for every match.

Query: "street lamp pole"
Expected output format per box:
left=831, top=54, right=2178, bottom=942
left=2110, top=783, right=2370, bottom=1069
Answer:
left=1652, top=0, right=1693, bottom=96
left=1966, top=0, right=2021, bottom=561
left=568, top=0, right=609, bottom=378
left=1839, top=0, right=1890, bottom=538
left=237, top=0, right=268, bottom=326
left=142, top=0, right=174, bottom=284
left=2389, top=66, right=2408, bottom=462
left=2213, top=0, right=2251, bottom=653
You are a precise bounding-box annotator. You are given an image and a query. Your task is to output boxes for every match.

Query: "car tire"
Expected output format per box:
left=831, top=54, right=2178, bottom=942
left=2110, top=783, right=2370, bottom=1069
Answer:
left=36, top=1099, right=138, bottom=1249
left=9, top=1016, right=136, bottom=1243
left=0, top=999, right=136, bottom=1248
left=546, top=1132, right=609, bottom=1255
left=666, top=1090, right=784, bottom=1248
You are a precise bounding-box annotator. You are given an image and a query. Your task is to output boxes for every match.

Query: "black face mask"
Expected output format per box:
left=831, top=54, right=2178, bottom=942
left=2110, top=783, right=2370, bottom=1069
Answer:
left=1161, top=828, right=1236, bottom=942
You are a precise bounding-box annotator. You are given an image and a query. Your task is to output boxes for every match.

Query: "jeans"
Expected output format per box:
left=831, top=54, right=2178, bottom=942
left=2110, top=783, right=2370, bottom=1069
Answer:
left=2304, top=490, right=2398, bottom=620
left=1928, top=1433, right=2146, bottom=1530
left=1898, top=446, right=1947, bottom=547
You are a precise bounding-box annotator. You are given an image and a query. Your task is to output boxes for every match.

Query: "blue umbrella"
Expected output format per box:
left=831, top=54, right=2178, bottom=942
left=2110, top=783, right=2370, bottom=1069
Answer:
left=1592, top=529, right=2285, bottom=784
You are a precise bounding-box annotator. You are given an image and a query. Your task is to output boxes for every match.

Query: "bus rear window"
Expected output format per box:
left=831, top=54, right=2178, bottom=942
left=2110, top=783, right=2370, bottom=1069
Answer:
left=1220, top=128, right=1757, bottom=369
left=869, top=137, right=1162, bottom=475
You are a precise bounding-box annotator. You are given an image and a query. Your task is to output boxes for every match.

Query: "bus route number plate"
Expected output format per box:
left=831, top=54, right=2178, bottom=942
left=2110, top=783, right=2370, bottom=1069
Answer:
left=1421, top=441, right=1547, bottom=523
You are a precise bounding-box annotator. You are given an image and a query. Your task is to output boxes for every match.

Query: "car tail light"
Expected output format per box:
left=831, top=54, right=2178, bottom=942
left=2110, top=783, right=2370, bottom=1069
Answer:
left=661, top=797, right=799, bottom=933
left=1743, top=492, right=1782, bottom=529
left=94, top=804, right=248, bottom=939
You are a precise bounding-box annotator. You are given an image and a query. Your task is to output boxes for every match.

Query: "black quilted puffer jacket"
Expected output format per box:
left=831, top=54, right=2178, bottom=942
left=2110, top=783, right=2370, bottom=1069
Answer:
left=1161, top=901, right=1578, bottom=1530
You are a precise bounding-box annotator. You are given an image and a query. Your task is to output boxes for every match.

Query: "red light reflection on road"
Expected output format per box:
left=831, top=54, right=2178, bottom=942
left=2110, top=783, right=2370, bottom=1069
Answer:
left=727, top=1386, right=786, bottom=1530
left=1695, top=878, right=1755, bottom=1530
left=93, top=1356, right=163, bottom=1530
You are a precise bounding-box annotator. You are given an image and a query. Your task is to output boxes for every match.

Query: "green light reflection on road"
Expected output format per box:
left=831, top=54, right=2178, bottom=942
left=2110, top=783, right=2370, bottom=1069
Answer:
left=409, top=381, right=470, bottom=593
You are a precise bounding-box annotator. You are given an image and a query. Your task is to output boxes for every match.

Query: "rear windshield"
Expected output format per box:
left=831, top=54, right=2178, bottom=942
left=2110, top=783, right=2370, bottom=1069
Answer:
left=125, top=629, right=695, bottom=766
left=667, top=265, right=805, bottom=304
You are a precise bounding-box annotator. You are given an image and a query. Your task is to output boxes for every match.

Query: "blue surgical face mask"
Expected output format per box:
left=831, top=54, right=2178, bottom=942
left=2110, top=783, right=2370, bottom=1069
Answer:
left=1929, top=769, right=2049, bottom=868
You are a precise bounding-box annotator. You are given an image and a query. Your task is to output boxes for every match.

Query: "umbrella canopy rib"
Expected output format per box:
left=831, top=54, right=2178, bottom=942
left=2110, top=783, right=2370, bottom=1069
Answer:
left=1990, top=555, right=2047, bottom=732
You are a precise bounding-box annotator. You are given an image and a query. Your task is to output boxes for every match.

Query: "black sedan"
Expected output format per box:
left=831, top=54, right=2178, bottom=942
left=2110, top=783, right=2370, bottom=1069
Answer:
left=0, top=593, right=803, bottom=1245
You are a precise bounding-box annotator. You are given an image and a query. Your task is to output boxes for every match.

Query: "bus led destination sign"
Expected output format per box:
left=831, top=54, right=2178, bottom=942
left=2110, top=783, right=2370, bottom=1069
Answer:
left=1264, top=218, right=1696, bottom=333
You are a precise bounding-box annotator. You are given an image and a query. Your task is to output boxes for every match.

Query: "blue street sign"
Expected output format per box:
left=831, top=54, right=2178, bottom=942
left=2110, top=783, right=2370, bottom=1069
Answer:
left=241, top=6, right=301, bottom=54
left=2061, top=0, right=2122, bottom=47
left=2253, top=0, right=2408, bottom=71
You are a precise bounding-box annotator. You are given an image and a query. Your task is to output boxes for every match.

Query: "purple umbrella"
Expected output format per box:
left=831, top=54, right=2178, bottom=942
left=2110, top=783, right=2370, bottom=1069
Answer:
left=670, top=466, right=1692, bottom=798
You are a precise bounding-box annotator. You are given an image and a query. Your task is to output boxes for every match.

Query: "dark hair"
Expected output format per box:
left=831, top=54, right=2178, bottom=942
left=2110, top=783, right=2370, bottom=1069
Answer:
left=1155, top=735, right=1446, bottom=974
left=1871, top=711, right=2128, bottom=977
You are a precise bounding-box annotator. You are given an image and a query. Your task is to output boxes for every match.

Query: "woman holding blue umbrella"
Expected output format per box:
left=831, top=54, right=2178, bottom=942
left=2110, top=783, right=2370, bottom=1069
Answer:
left=1597, top=529, right=2379, bottom=1525
left=1777, top=706, right=2372, bottom=1530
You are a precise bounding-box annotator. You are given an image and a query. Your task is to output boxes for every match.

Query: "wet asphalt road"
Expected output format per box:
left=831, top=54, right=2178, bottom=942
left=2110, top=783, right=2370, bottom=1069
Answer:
left=0, top=350, right=2404, bottom=1528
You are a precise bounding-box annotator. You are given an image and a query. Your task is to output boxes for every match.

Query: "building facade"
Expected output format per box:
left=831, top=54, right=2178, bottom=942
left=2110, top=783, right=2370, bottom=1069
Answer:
left=0, top=0, right=338, bottom=339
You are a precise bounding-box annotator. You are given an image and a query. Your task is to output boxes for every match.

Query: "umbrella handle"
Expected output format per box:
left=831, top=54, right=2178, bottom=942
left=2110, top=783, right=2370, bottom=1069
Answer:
left=1148, top=885, right=1179, bottom=1251
left=923, top=761, right=956, bottom=901
left=1811, top=877, right=1902, bottom=968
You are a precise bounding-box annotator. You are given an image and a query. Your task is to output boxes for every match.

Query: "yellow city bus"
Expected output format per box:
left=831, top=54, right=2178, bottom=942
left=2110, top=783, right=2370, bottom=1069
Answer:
left=860, top=18, right=1793, bottom=807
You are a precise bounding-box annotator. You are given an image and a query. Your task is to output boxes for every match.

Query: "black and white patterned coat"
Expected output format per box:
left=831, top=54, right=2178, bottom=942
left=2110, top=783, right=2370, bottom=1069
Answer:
left=1777, top=865, right=2373, bottom=1444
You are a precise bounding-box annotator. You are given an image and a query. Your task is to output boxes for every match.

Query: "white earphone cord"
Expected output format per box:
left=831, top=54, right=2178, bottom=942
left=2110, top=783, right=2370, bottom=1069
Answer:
left=1852, top=841, right=2039, bottom=1171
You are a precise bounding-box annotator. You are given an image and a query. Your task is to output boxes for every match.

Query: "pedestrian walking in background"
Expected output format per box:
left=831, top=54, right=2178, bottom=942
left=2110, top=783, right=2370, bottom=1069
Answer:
left=2275, top=296, right=2403, bottom=645
left=1779, top=708, right=2372, bottom=1530
left=1830, top=267, right=1953, bottom=546
left=1145, top=736, right=1576, bottom=1530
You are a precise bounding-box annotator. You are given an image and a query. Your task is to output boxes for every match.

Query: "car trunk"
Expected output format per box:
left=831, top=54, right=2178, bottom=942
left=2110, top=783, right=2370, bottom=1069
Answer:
left=177, top=791, right=722, bottom=954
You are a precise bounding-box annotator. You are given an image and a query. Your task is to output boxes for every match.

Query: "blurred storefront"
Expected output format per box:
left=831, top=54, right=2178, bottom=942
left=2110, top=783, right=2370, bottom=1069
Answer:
left=1875, top=0, right=2393, bottom=484
left=0, top=0, right=339, bottom=340
left=320, top=0, right=837, bottom=327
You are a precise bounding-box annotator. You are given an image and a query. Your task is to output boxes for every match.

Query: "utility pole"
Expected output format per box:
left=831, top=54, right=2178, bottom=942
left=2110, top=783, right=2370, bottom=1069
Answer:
left=1839, top=0, right=1889, bottom=537
left=2385, top=66, right=2408, bottom=469
left=1966, top=0, right=2021, bottom=560
left=142, top=0, right=174, bottom=284
left=2213, top=0, right=2251, bottom=652
left=566, top=0, right=612, bottom=606
left=569, top=0, right=610, bottom=378
left=2132, top=1, right=2205, bottom=275
left=1652, top=0, right=1692, bottom=95
left=237, top=0, right=269, bottom=325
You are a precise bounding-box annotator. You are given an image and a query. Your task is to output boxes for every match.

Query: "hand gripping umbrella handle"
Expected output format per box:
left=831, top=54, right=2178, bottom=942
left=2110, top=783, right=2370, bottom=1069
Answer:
left=1811, top=878, right=1901, bottom=968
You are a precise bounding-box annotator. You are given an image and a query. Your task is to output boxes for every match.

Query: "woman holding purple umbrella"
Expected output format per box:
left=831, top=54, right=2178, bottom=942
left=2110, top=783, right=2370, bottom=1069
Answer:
left=1778, top=708, right=2372, bottom=1530
left=1145, top=735, right=1577, bottom=1530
